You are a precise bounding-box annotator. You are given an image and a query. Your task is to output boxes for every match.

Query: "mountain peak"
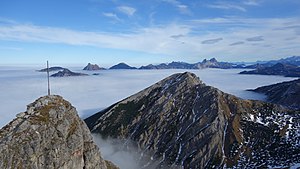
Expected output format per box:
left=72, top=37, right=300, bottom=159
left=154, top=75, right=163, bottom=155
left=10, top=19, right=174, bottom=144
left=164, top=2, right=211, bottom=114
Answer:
left=109, top=62, right=137, bottom=69
left=160, top=72, right=201, bottom=85
left=85, top=72, right=299, bottom=168
left=83, top=63, right=104, bottom=71
left=209, top=57, right=218, bottom=62
left=0, top=95, right=118, bottom=169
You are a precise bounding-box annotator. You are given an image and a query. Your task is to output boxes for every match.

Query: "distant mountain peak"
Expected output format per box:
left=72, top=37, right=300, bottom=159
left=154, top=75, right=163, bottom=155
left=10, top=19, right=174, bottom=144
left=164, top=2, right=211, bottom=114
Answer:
left=109, top=63, right=137, bottom=69
left=83, top=63, right=105, bottom=71
left=209, top=57, right=218, bottom=62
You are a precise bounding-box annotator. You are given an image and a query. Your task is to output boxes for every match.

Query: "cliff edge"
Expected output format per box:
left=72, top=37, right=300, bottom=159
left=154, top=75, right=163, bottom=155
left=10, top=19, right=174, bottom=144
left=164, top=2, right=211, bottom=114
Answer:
left=0, top=95, right=118, bottom=169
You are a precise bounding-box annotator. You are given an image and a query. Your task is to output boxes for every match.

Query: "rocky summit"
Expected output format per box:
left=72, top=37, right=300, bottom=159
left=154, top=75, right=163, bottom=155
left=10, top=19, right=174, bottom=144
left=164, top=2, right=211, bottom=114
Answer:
left=83, top=63, right=105, bottom=71
left=0, top=95, right=118, bottom=169
left=85, top=72, right=300, bottom=168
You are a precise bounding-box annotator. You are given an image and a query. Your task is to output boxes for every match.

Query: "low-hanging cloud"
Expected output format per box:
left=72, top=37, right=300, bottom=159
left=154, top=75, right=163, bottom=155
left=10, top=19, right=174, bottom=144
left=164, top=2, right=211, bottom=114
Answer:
left=92, top=134, right=147, bottom=169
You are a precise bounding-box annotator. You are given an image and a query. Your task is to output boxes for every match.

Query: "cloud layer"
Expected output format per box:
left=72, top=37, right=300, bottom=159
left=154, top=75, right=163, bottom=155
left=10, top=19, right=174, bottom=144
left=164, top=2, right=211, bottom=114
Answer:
left=0, top=68, right=297, bottom=128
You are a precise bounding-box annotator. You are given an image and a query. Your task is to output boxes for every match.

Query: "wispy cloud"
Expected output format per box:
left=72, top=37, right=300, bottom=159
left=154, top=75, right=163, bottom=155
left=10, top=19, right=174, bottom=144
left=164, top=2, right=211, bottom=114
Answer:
left=229, top=41, right=245, bottom=46
left=103, top=12, right=122, bottom=22
left=0, top=17, right=18, bottom=24
left=162, top=0, right=191, bottom=15
left=0, top=46, right=23, bottom=51
left=0, top=17, right=299, bottom=61
left=246, top=36, right=264, bottom=41
left=207, top=2, right=246, bottom=12
left=170, top=34, right=184, bottom=39
left=243, top=0, right=261, bottom=6
left=117, top=6, right=136, bottom=17
left=201, top=38, right=223, bottom=44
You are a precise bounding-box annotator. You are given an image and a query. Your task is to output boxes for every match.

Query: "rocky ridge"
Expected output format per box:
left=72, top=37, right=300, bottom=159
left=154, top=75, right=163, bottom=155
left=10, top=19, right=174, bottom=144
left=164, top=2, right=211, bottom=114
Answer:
left=255, top=56, right=300, bottom=67
left=0, top=95, right=118, bottom=169
left=250, top=78, right=300, bottom=110
left=38, top=66, right=66, bottom=72
left=85, top=72, right=300, bottom=168
left=51, top=68, right=88, bottom=77
left=240, top=63, right=300, bottom=77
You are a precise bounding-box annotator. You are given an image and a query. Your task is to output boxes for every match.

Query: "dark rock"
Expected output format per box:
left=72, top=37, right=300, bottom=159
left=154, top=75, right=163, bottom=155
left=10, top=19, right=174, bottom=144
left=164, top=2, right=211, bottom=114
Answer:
left=0, top=95, right=118, bottom=169
left=249, top=78, right=300, bottom=110
left=83, top=63, right=105, bottom=71
left=51, top=68, right=88, bottom=77
left=85, top=72, right=300, bottom=168
left=109, top=63, right=137, bottom=69
left=240, top=63, right=300, bottom=77
left=38, top=66, right=66, bottom=72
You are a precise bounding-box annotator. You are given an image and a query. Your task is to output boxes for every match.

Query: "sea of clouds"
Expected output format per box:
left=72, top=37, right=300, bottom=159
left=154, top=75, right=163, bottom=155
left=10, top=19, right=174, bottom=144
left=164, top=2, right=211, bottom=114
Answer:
left=0, top=66, right=297, bottom=128
left=0, top=66, right=297, bottom=168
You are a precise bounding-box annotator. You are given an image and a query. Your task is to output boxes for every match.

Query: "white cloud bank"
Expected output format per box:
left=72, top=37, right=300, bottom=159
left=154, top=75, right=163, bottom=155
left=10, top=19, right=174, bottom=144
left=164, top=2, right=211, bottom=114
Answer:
left=0, top=68, right=297, bottom=128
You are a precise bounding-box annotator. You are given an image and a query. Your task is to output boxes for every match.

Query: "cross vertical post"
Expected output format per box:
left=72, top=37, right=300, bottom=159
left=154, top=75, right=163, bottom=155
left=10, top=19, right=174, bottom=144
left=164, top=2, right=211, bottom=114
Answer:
left=47, top=61, right=50, bottom=96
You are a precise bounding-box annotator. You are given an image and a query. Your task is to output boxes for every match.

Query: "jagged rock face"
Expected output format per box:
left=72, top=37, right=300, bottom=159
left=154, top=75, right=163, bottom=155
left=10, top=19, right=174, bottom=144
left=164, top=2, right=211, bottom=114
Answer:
left=85, top=72, right=300, bottom=168
left=83, top=63, right=105, bottom=71
left=51, top=68, right=88, bottom=77
left=0, top=95, right=117, bottom=169
left=250, top=78, right=300, bottom=110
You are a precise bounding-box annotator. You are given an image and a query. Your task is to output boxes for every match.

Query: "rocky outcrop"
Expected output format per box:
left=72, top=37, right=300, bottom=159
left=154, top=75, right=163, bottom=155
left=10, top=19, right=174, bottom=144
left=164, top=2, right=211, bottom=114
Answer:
left=109, top=63, right=137, bottom=69
left=0, top=95, right=118, bottom=169
left=249, top=78, right=300, bottom=110
left=85, top=72, right=299, bottom=168
left=38, top=66, right=66, bottom=72
left=240, top=63, right=300, bottom=77
left=83, top=63, right=105, bottom=71
left=51, top=68, right=88, bottom=77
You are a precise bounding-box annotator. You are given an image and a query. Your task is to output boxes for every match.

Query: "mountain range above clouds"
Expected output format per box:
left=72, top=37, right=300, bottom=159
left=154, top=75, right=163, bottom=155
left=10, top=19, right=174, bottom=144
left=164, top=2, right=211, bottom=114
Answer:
left=97, top=56, right=300, bottom=70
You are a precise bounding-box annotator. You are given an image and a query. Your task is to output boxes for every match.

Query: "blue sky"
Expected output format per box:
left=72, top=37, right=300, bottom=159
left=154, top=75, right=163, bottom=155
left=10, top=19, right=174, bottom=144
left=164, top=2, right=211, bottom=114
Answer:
left=0, top=0, right=300, bottom=66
